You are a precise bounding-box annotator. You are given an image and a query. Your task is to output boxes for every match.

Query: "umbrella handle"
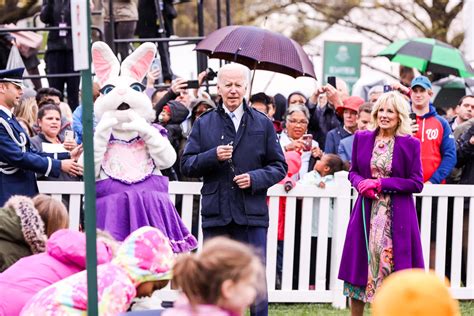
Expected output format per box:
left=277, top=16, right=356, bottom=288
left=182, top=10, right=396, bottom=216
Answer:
left=233, top=47, right=242, bottom=62
left=249, top=65, right=257, bottom=99
left=465, top=82, right=474, bottom=94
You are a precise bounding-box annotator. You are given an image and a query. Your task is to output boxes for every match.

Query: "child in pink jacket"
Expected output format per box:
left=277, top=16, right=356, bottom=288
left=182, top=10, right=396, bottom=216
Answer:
left=21, top=226, right=174, bottom=316
left=0, top=229, right=113, bottom=316
left=164, top=237, right=264, bottom=316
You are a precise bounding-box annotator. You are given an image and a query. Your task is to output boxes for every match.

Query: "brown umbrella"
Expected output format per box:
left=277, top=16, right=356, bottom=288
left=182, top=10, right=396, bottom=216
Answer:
left=195, top=25, right=316, bottom=79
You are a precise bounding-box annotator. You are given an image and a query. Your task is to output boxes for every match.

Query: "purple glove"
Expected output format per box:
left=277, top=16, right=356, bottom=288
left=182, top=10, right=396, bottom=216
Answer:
left=357, top=179, right=381, bottom=195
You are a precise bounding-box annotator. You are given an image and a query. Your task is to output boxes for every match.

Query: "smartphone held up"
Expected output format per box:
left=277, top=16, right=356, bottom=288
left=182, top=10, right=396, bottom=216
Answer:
left=302, top=134, right=313, bottom=151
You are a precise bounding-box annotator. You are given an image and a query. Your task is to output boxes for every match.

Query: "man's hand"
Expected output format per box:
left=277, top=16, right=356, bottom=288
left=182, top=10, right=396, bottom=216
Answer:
left=309, top=87, right=325, bottom=104
left=234, top=173, right=251, bottom=189
left=170, top=78, right=188, bottom=95
left=61, top=159, right=83, bottom=177
left=146, top=68, right=161, bottom=88
left=216, top=145, right=233, bottom=161
left=324, top=84, right=343, bottom=108
left=70, top=144, right=83, bottom=161
left=390, top=82, right=410, bottom=95
left=411, top=122, right=419, bottom=134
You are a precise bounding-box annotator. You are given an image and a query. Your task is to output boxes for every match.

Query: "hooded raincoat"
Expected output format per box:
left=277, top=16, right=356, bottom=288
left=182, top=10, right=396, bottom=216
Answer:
left=21, top=227, right=174, bottom=316
left=0, top=229, right=113, bottom=316
left=0, top=196, right=47, bottom=272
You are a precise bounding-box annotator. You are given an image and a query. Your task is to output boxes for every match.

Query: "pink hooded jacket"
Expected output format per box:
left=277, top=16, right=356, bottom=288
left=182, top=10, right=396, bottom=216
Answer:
left=21, top=226, right=174, bottom=316
left=0, top=229, right=113, bottom=316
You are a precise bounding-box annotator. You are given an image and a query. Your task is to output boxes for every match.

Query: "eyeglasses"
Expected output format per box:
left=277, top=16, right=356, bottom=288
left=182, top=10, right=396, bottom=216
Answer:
left=287, top=119, right=308, bottom=125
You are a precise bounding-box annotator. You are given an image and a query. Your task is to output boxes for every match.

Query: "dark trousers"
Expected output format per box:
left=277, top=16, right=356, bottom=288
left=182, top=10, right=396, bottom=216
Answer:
left=45, top=51, right=80, bottom=111
left=104, top=21, right=137, bottom=61
left=203, top=222, right=268, bottom=316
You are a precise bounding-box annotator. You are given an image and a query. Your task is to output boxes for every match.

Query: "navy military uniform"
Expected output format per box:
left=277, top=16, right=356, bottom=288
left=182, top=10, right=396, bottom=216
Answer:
left=0, top=68, right=68, bottom=205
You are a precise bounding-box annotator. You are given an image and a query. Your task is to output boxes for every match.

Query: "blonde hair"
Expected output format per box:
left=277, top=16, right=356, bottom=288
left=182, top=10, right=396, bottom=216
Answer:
left=370, top=91, right=412, bottom=136
left=172, top=237, right=264, bottom=307
left=32, top=195, right=69, bottom=237
left=13, top=97, right=38, bottom=136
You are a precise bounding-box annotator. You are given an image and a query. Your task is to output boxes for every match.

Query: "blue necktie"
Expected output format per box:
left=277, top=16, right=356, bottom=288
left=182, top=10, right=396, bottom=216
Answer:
left=229, top=112, right=238, bottom=131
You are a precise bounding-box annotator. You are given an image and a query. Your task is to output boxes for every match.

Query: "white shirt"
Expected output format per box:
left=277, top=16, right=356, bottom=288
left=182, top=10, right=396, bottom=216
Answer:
left=299, top=171, right=335, bottom=237
left=223, top=103, right=244, bottom=132
left=0, top=105, right=12, bottom=118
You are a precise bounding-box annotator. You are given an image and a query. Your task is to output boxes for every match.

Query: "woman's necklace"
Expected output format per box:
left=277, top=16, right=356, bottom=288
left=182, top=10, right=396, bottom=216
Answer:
left=376, top=135, right=394, bottom=148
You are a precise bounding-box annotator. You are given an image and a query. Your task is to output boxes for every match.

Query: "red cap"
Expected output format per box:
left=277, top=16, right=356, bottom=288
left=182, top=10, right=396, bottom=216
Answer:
left=336, top=96, right=365, bottom=116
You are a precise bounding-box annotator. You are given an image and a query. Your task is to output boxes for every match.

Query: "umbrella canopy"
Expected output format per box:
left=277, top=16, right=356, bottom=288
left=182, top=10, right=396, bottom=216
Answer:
left=378, top=38, right=474, bottom=78
left=195, top=25, right=316, bottom=79
left=432, top=77, right=474, bottom=109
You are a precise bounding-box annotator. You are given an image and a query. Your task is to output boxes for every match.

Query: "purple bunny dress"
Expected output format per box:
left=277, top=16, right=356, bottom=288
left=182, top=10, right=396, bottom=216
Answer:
left=96, top=127, right=197, bottom=253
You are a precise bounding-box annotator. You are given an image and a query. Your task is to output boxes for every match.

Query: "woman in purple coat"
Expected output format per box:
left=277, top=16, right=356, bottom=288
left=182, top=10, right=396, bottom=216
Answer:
left=338, top=92, right=424, bottom=315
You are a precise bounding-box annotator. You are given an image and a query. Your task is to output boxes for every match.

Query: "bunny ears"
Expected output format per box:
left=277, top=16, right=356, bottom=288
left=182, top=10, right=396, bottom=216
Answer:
left=91, top=41, right=157, bottom=86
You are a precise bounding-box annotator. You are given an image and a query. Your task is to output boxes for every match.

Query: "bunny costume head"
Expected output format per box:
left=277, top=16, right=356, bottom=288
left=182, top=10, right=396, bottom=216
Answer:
left=92, top=41, right=155, bottom=125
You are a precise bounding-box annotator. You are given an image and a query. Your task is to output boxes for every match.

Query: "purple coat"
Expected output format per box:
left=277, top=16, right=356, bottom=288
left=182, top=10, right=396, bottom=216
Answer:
left=338, top=130, right=425, bottom=287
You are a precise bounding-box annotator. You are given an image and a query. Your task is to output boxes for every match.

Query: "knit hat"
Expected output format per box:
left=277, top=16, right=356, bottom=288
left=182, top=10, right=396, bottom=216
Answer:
left=113, top=226, right=175, bottom=286
left=372, top=269, right=460, bottom=316
left=162, top=105, right=171, bottom=114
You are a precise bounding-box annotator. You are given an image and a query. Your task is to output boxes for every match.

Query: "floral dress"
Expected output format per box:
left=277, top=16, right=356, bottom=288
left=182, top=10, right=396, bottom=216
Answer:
left=343, top=138, right=394, bottom=303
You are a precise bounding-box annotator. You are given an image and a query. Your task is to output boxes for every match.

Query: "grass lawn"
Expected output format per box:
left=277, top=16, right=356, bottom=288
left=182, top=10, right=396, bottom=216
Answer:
left=266, top=301, right=474, bottom=315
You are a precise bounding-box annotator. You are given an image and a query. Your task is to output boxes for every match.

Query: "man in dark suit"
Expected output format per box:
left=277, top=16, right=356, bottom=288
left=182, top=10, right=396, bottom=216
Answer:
left=0, top=68, right=82, bottom=205
left=181, top=63, right=287, bottom=316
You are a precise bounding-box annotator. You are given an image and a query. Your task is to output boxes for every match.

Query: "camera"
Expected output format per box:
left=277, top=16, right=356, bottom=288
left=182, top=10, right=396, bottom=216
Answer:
left=205, top=68, right=217, bottom=81
left=186, top=80, right=200, bottom=89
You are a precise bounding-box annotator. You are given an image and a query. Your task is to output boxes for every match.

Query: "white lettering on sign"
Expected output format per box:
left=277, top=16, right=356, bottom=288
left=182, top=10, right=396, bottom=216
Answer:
left=328, top=66, right=356, bottom=75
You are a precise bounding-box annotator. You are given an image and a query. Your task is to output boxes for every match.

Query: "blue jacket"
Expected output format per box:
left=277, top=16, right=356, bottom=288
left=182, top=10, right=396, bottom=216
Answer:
left=411, top=104, right=456, bottom=183
left=325, top=126, right=352, bottom=154
left=338, top=134, right=354, bottom=163
left=181, top=102, right=287, bottom=228
left=72, top=104, right=97, bottom=145
left=0, top=109, right=66, bottom=205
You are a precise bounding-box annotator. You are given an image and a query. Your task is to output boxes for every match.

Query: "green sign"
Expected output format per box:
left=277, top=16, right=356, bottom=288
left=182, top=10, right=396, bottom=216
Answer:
left=323, top=41, right=362, bottom=92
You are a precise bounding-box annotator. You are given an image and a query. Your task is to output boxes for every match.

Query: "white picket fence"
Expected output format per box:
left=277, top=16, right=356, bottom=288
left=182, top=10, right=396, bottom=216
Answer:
left=38, top=171, right=474, bottom=307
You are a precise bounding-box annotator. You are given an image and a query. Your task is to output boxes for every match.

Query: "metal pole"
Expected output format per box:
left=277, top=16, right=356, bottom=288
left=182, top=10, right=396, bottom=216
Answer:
left=108, top=0, right=116, bottom=53
left=197, top=0, right=208, bottom=73
left=83, top=3, right=98, bottom=315
left=225, top=0, right=231, bottom=26
left=216, top=0, right=221, bottom=29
